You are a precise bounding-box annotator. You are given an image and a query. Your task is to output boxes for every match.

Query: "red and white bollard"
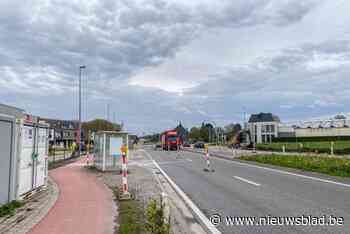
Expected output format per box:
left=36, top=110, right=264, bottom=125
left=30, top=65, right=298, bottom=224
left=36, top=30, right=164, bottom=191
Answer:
left=204, top=144, right=213, bottom=172
left=120, top=145, right=131, bottom=200
left=122, top=151, right=128, bottom=193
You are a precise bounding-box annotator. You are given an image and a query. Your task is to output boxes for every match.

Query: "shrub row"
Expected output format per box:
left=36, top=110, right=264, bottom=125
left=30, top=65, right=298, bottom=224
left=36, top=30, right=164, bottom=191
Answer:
left=257, top=145, right=350, bottom=155
left=239, top=154, right=350, bottom=178
left=274, top=136, right=350, bottom=142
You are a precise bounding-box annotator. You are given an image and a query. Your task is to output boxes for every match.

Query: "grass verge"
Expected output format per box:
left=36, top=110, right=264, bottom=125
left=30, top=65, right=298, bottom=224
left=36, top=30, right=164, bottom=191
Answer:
left=239, top=154, right=350, bottom=177
left=256, top=141, right=350, bottom=154
left=118, top=199, right=146, bottom=234
left=0, top=201, right=24, bottom=218
left=112, top=188, right=170, bottom=234
left=113, top=189, right=145, bottom=234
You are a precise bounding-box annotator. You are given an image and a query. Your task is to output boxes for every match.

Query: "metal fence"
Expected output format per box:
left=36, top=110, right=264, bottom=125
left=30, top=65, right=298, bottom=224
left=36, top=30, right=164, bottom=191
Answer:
left=48, top=147, right=88, bottom=165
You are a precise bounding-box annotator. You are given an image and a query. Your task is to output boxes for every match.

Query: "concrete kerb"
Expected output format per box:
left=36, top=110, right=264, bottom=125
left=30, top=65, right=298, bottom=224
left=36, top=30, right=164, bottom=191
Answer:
left=24, top=177, right=60, bottom=234
left=150, top=158, right=221, bottom=234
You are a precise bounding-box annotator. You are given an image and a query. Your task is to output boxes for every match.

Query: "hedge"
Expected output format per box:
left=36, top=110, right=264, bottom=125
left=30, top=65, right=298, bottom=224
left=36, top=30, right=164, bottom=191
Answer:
left=273, top=136, right=350, bottom=143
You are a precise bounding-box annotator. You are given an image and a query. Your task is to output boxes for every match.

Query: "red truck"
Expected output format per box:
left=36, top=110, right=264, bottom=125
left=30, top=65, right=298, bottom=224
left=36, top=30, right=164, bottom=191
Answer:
left=161, top=130, right=182, bottom=150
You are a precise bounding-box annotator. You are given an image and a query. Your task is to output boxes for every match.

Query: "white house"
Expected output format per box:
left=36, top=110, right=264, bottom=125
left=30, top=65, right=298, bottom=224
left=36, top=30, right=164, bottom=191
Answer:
left=247, top=113, right=280, bottom=144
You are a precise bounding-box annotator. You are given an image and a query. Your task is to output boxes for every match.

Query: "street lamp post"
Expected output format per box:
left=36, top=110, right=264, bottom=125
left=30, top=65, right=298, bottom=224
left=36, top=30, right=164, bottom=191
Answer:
left=78, top=65, right=86, bottom=157
left=204, top=120, right=217, bottom=145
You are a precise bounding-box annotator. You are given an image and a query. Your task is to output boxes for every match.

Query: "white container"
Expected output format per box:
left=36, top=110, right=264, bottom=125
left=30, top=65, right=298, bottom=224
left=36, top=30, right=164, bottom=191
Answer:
left=0, top=113, right=17, bottom=205
left=16, top=116, right=49, bottom=199
left=0, top=105, right=49, bottom=204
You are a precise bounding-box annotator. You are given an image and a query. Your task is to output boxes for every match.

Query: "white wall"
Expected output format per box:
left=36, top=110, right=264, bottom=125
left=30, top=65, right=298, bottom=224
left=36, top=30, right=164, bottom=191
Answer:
left=248, top=121, right=279, bottom=144
left=295, top=127, right=350, bottom=137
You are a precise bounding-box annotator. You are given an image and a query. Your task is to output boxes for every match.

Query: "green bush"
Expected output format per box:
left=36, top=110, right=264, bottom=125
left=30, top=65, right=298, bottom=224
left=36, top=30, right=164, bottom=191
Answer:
left=0, top=200, right=24, bottom=217
left=146, top=198, right=170, bottom=234
left=116, top=193, right=170, bottom=234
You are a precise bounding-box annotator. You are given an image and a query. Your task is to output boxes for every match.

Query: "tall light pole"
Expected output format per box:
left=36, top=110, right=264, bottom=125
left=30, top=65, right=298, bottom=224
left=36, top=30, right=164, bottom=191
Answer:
left=78, top=65, right=86, bottom=156
left=204, top=120, right=217, bottom=145
left=242, top=106, right=247, bottom=130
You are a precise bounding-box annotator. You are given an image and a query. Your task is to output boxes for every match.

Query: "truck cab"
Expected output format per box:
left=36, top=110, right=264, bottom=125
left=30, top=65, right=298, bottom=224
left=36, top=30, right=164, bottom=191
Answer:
left=161, top=130, right=181, bottom=150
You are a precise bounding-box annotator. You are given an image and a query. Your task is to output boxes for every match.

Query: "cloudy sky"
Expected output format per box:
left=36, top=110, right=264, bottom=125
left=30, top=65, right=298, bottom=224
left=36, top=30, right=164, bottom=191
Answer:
left=1, top=0, right=350, bottom=134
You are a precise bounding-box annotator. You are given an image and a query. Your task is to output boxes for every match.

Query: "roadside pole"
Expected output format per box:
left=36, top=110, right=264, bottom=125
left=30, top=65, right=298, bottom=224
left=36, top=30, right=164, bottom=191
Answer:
left=331, top=141, right=334, bottom=156
left=86, top=143, right=90, bottom=165
left=204, top=144, right=214, bottom=172
left=120, top=144, right=131, bottom=200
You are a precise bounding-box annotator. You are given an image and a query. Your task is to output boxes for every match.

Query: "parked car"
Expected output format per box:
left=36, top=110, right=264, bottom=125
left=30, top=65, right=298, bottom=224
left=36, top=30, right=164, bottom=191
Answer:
left=194, top=141, right=205, bottom=148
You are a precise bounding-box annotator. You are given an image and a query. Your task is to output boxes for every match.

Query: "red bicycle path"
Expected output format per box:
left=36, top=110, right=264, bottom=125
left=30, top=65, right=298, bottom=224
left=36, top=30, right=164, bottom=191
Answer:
left=29, top=159, right=115, bottom=234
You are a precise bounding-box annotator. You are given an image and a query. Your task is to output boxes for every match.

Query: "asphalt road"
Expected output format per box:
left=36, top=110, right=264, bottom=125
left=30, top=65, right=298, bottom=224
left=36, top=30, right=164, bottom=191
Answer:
left=142, top=146, right=350, bottom=234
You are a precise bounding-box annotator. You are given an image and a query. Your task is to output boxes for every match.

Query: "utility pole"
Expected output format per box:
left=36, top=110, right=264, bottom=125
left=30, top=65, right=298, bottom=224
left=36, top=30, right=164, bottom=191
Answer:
left=78, top=65, right=86, bottom=157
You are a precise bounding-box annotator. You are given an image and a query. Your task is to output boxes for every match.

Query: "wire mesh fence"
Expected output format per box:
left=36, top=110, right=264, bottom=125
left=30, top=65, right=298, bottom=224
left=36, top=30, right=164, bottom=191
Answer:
left=48, top=146, right=88, bottom=165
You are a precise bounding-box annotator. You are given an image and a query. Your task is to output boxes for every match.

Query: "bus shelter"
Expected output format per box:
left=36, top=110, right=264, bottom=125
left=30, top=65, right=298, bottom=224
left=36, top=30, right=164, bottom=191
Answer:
left=94, top=131, right=128, bottom=171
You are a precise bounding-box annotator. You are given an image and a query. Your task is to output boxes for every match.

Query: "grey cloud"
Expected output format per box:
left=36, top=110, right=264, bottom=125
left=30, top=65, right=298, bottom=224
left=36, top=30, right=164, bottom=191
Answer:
left=181, top=39, right=350, bottom=125
left=0, top=0, right=321, bottom=81
left=0, top=0, right=330, bottom=132
left=269, top=0, right=322, bottom=26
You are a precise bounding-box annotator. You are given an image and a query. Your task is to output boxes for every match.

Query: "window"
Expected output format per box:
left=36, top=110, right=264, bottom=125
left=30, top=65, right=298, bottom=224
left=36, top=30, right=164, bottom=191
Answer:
left=266, top=135, right=271, bottom=143
left=271, top=125, right=275, bottom=133
left=168, top=136, right=177, bottom=141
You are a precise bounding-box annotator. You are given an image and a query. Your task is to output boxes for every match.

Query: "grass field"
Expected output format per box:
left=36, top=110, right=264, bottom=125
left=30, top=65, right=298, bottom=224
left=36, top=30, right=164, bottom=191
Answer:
left=239, top=154, right=350, bottom=177
left=256, top=141, right=350, bottom=154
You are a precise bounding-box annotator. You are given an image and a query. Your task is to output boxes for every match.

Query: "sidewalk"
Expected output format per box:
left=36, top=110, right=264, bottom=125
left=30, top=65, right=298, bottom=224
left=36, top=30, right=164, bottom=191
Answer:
left=29, top=159, right=115, bottom=234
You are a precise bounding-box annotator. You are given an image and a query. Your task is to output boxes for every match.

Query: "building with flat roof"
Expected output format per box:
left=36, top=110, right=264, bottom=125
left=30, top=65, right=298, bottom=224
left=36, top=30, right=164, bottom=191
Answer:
left=251, top=114, right=350, bottom=142
left=0, top=103, right=24, bottom=118
left=40, top=118, right=79, bottom=148
left=247, top=113, right=280, bottom=144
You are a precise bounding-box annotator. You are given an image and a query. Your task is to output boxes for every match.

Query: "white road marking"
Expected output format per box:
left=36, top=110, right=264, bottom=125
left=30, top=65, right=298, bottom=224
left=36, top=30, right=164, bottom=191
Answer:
left=211, top=156, right=350, bottom=189
left=186, top=158, right=193, bottom=162
left=141, top=150, right=221, bottom=234
left=233, top=176, right=260, bottom=186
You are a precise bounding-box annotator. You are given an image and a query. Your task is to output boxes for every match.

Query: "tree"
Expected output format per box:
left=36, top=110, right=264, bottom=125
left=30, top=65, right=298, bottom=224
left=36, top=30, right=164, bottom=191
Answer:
left=224, top=123, right=242, bottom=141
left=82, top=119, right=121, bottom=141
left=188, top=127, right=201, bottom=141
left=199, top=123, right=214, bottom=142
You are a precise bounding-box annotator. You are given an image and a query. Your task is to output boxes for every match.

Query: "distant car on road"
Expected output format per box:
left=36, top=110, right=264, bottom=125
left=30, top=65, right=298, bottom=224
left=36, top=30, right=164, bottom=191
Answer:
left=194, top=141, right=205, bottom=149
left=183, top=142, right=191, bottom=147
left=154, top=143, right=162, bottom=150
